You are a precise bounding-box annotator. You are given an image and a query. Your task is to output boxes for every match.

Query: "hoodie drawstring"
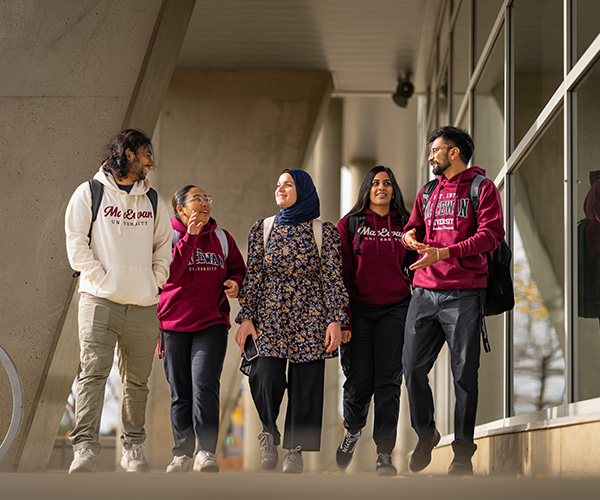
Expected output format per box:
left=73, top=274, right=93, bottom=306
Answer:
left=387, top=215, right=396, bottom=253
left=372, top=213, right=380, bottom=255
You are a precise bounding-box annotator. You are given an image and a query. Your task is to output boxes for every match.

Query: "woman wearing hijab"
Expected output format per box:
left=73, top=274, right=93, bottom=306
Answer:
left=334, top=166, right=413, bottom=476
left=235, top=169, right=348, bottom=474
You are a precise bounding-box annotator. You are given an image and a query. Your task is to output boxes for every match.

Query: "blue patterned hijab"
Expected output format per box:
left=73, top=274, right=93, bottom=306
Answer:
left=274, top=169, right=320, bottom=225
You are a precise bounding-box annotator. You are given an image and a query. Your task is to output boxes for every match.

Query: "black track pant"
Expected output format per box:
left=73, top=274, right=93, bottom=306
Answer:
left=340, top=298, right=409, bottom=454
left=249, top=357, right=325, bottom=451
left=402, top=287, right=483, bottom=458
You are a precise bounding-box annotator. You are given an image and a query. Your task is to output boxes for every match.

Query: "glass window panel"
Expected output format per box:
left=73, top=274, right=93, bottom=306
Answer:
left=512, top=111, right=565, bottom=416
left=438, top=64, right=449, bottom=127
left=439, top=0, right=452, bottom=64
left=474, top=26, right=505, bottom=178
left=474, top=0, right=505, bottom=67
left=478, top=183, right=506, bottom=424
left=452, top=0, right=470, bottom=123
left=574, top=0, right=600, bottom=63
left=575, top=59, right=600, bottom=401
left=513, top=0, right=563, bottom=147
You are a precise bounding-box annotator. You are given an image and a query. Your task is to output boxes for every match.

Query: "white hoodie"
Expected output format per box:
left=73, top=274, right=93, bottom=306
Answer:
left=65, top=167, right=172, bottom=306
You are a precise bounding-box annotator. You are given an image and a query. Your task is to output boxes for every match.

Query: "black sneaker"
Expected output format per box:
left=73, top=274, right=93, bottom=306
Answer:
left=409, top=429, right=441, bottom=472
left=448, top=454, right=473, bottom=476
left=258, top=432, right=278, bottom=470
left=376, top=453, right=397, bottom=477
left=335, top=430, right=362, bottom=469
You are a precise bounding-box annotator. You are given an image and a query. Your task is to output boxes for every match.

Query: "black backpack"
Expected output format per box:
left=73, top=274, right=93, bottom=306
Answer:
left=577, top=218, right=600, bottom=318
left=422, top=174, right=515, bottom=319
left=72, top=179, right=158, bottom=277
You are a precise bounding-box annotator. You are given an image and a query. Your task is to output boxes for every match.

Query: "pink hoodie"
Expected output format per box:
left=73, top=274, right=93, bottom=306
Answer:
left=404, top=167, right=505, bottom=290
left=157, top=216, right=246, bottom=331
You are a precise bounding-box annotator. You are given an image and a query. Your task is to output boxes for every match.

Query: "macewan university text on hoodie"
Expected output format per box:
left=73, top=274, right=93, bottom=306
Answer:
left=157, top=216, right=246, bottom=332
left=337, top=209, right=415, bottom=308
left=403, top=167, right=505, bottom=290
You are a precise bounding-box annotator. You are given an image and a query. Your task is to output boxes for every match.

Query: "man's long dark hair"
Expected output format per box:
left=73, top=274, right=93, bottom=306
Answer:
left=101, top=129, right=152, bottom=178
left=346, top=165, right=410, bottom=226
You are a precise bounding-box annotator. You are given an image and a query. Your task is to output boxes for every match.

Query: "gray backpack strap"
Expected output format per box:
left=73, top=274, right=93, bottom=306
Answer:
left=215, top=227, right=229, bottom=260
left=312, top=219, right=323, bottom=257
left=88, top=179, right=104, bottom=240
left=263, top=216, right=276, bottom=248
left=172, top=228, right=180, bottom=248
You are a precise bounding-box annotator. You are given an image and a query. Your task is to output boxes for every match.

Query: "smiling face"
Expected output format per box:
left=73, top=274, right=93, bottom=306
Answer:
left=176, top=187, right=211, bottom=227
left=369, top=171, right=393, bottom=213
left=125, top=144, right=154, bottom=182
left=275, top=172, right=297, bottom=208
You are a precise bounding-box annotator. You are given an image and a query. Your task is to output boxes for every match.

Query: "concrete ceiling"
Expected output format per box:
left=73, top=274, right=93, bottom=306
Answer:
left=176, top=0, right=432, bottom=94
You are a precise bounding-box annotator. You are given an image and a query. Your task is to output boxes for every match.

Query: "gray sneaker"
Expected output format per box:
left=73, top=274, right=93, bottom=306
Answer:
left=258, top=432, right=278, bottom=470
left=69, top=447, right=97, bottom=473
left=166, top=455, right=192, bottom=473
left=120, top=444, right=150, bottom=472
left=193, top=450, right=219, bottom=472
left=282, top=446, right=303, bottom=474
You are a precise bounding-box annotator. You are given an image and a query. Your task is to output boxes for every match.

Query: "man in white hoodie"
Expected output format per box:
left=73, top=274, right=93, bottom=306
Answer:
left=65, top=129, right=172, bottom=473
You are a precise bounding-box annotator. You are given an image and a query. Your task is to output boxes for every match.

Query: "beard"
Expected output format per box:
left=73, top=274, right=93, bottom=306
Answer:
left=128, top=157, right=148, bottom=182
left=432, top=161, right=450, bottom=176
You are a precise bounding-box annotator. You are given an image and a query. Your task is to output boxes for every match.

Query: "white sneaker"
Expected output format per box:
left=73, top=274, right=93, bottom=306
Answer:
left=69, top=447, right=97, bottom=473
left=166, top=455, right=193, bottom=473
left=282, top=446, right=303, bottom=474
left=120, top=444, right=150, bottom=472
left=193, top=450, right=219, bottom=472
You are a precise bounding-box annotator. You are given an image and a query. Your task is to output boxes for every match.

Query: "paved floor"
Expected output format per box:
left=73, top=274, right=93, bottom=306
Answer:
left=2, top=471, right=600, bottom=500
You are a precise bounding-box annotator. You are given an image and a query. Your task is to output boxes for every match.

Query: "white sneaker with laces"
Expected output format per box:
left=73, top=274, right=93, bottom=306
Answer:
left=193, top=450, right=219, bottom=472
left=120, top=444, right=150, bottom=472
left=282, top=446, right=303, bottom=474
left=69, top=447, right=97, bottom=473
left=166, top=455, right=192, bottom=473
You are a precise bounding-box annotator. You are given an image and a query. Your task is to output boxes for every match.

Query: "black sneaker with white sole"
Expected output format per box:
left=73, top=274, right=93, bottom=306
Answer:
left=335, top=430, right=362, bottom=469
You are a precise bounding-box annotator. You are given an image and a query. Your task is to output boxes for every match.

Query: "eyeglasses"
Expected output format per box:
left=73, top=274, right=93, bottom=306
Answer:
left=429, top=146, right=454, bottom=156
left=184, top=194, right=213, bottom=205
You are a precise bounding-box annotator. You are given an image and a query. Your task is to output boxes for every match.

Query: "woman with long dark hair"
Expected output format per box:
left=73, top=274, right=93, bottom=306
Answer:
left=335, top=165, right=414, bottom=476
left=157, top=184, right=246, bottom=474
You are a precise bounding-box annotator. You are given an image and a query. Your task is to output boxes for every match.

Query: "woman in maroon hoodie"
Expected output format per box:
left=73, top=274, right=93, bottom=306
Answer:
left=157, top=185, right=246, bottom=474
left=335, top=166, right=414, bottom=476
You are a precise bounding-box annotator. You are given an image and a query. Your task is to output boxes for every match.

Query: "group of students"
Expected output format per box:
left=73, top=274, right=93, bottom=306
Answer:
left=65, top=126, right=504, bottom=477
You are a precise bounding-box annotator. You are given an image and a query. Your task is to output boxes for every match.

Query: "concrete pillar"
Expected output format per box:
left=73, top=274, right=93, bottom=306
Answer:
left=144, top=70, right=333, bottom=470
left=348, top=159, right=376, bottom=202
left=0, top=0, right=195, bottom=472
left=306, top=98, right=343, bottom=473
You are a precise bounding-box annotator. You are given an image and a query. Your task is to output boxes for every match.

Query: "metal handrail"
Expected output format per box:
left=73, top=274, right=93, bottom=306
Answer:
left=0, top=345, right=24, bottom=461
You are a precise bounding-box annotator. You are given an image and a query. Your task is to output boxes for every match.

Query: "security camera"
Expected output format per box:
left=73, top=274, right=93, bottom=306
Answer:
left=392, top=76, right=414, bottom=107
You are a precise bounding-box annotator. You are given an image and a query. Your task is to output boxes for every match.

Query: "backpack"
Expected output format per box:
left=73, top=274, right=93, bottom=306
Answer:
left=262, top=216, right=323, bottom=256
left=72, top=179, right=158, bottom=278
left=422, top=174, right=515, bottom=321
left=172, top=227, right=229, bottom=260
left=577, top=218, right=600, bottom=318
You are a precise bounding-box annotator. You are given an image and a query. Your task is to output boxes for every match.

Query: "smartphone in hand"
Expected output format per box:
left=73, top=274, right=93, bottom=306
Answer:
left=244, top=335, right=259, bottom=362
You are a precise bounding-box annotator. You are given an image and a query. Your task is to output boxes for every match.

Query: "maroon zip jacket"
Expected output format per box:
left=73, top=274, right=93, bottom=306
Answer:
left=403, top=167, right=505, bottom=290
left=157, top=216, right=246, bottom=331
left=337, top=209, right=415, bottom=330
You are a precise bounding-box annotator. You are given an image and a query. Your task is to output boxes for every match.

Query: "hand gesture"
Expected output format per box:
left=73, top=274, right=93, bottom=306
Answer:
left=187, top=210, right=204, bottom=235
left=325, top=321, right=342, bottom=353
left=403, top=228, right=429, bottom=251
left=224, top=280, right=239, bottom=298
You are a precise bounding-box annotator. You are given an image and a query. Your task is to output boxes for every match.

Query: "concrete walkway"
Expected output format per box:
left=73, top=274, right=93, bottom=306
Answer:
left=2, top=471, right=600, bottom=500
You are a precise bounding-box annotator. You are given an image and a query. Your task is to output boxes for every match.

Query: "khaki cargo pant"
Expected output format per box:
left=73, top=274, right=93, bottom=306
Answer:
left=69, top=293, right=158, bottom=454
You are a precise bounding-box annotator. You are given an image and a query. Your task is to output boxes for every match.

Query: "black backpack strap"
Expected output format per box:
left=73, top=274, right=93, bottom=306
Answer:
left=348, top=214, right=367, bottom=255
left=469, top=174, right=486, bottom=218
left=88, top=179, right=104, bottom=240
left=421, top=179, right=439, bottom=207
left=146, top=188, right=158, bottom=221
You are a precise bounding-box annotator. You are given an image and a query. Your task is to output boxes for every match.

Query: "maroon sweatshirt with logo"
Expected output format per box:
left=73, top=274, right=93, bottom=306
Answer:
left=403, top=167, right=505, bottom=290
left=337, top=209, right=415, bottom=330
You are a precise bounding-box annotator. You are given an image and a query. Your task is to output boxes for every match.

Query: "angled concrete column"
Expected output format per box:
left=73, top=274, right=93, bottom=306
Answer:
left=145, top=70, right=332, bottom=470
left=0, top=0, right=195, bottom=472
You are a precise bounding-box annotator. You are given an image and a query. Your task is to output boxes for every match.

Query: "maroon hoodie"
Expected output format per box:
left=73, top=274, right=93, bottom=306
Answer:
left=403, top=167, right=505, bottom=290
left=337, top=209, right=415, bottom=329
left=157, top=216, right=246, bottom=331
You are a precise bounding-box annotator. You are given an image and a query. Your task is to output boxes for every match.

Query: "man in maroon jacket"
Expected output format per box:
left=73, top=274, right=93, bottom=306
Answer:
left=401, top=126, right=504, bottom=476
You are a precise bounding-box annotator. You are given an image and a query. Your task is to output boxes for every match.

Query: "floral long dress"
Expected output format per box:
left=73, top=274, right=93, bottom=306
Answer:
left=236, top=219, right=349, bottom=363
